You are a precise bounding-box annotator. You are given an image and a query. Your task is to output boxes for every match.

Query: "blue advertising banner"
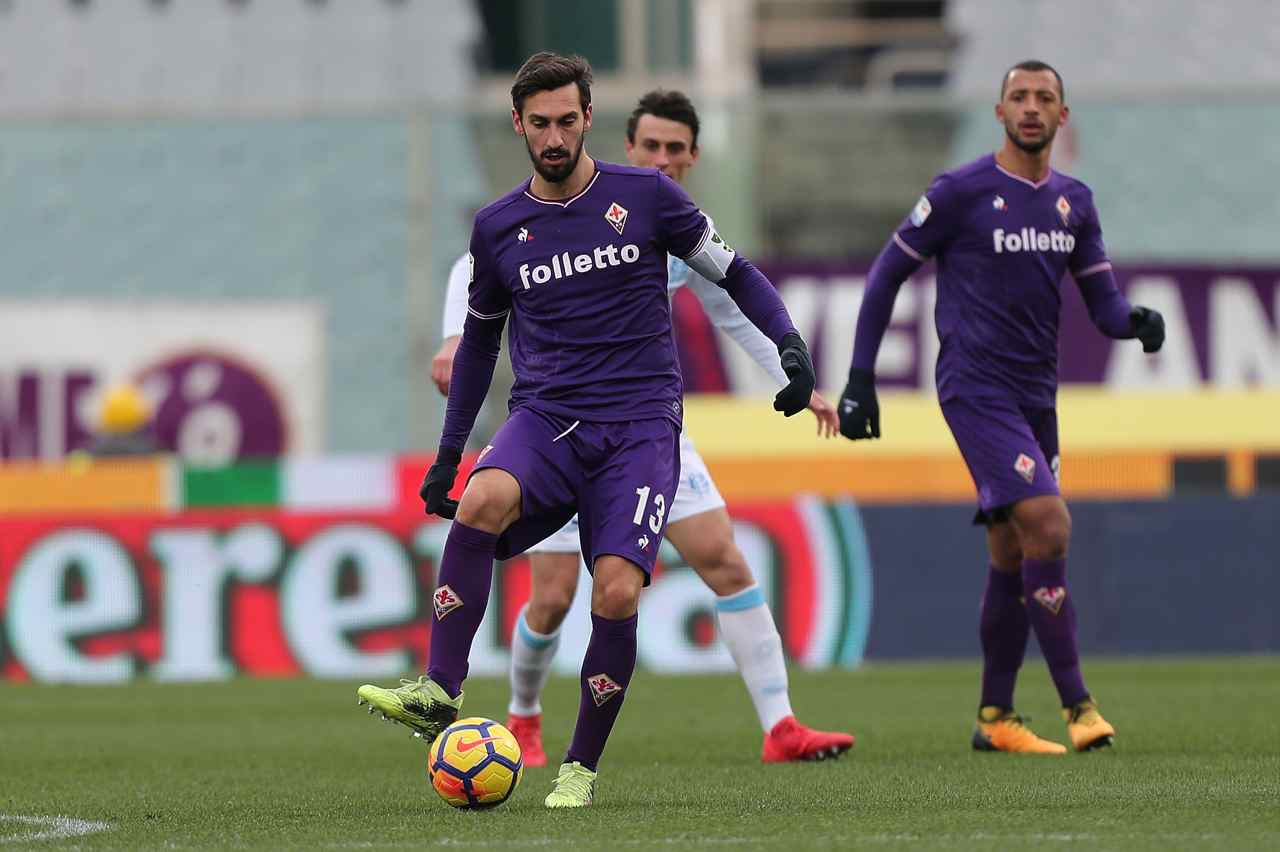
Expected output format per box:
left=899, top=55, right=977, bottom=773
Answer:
left=860, top=494, right=1280, bottom=658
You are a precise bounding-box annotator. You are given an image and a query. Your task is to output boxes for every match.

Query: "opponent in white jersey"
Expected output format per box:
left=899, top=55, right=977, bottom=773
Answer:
left=430, top=90, right=854, bottom=766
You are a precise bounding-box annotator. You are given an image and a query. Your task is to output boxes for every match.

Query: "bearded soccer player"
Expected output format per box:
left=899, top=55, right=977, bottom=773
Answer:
left=431, top=89, right=853, bottom=768
left=838, top=60, right=1165, bottom=754
left=358, top=53, right=818, bottom=808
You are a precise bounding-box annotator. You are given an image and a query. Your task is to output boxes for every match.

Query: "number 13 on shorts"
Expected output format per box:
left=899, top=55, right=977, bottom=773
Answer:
left=633, top=485, right=667, bottom=535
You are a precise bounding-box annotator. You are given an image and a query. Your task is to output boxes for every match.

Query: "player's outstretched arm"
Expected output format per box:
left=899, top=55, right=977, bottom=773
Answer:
left=682, top=239, right=815, bottom=415
left=1071, top=196, right=1163, bottom=353
left=686, top=271, right=790, bottom=386
left=838, top=238, right=920, bottom=440
left=425, top=310, right=505, bottom=518
left=1074, top=269, right=1164, bottom=353
left=654, top=175, right=812, bottom=416
left=424, top=232, right=509, bottom=519
left=687, top=271, right=832, bottom=434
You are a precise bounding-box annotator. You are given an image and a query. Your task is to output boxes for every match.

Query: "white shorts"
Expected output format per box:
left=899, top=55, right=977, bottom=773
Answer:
left=527, top=432, right=725, bottom=554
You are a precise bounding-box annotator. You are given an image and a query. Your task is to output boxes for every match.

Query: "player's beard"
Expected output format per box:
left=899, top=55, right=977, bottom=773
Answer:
left=526, top=133, right=586, bottom=185
left=1005, top=118, right=1057, bottom=154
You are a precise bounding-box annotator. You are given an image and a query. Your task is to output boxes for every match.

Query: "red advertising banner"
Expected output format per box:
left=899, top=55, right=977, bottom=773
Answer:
left=0, top=501, right=871, bottom=683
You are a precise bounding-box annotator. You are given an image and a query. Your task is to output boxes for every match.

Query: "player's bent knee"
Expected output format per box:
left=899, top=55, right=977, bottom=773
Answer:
left=590, top=556, right=644, bottom=619
left=525, top=598, right=571, bottom=634
left=527, top=552, right=579, bottom=629
left=986, top=523, right=1023, bottom=572
left=455, top=469, right=522, bottom=531
left=691, top=541, right=753, bottom=597
left=527, top=585, right=575, bottom=631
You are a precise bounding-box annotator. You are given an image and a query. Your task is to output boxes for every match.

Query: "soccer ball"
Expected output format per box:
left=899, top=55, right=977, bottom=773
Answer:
left=427, top=717, right=524, bottom=809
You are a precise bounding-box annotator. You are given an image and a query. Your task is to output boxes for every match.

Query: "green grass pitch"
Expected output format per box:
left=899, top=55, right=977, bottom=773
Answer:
left=3, top=657, right=1278, bottom=850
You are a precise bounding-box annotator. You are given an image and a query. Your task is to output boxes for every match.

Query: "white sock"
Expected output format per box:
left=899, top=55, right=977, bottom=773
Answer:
left=716, top=585, right=793, bottom=732
left=508, top=606, right=561, bottom=716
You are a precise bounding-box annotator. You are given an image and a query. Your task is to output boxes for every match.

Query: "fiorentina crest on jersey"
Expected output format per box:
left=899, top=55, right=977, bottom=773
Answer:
left=1056, top=195, right=1071, bottom=225
left=604, top=201, right=629, bottom=235
left=1014, top=452, right=1036, bottom=483
left=587, top=673, right=623, bottom=706
left=434, top=584, right=463, bottom=620
left=1033, top=585, right=1067, bottom=615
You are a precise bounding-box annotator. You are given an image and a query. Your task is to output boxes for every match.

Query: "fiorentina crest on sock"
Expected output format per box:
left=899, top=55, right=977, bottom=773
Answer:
left=587, top=673, right=623, bottom=706
left=1032, top=585, right=1066, bottom=614
left=434, top=584, right=464, bottom=620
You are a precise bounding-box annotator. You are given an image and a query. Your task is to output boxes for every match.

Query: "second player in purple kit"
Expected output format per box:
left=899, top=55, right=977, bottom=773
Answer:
left=839, top=60, right=1165, bottom=754
left=357, top=52, right=817, bottom=808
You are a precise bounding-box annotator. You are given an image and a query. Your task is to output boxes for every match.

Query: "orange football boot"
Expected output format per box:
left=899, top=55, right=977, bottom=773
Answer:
left=972, top=706, right=1067, bottom=754
left=1063, top=698, right=1116, bottom=751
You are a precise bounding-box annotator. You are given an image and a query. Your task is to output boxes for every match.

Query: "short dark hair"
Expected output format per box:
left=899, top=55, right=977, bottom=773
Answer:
left=625, top=89, right=701, bottom=149
left=511, top=51, right=593, bottom=116
left=1001, top=59, right=1065, bottom=101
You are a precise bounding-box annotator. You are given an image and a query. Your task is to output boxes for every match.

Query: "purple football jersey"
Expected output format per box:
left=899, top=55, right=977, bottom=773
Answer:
left=464, top=162, right=708, bottom=428
left=894, top=154, right=1111, bottom=406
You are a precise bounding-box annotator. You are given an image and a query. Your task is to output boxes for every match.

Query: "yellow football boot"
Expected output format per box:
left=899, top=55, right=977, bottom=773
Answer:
left=356, top=676, right=462, bottom=743
left=972, top=706, right=1067, bottom=754
left=544, top=761, right=596, bottom=809
left=1063, top=698, right=1116, bottom=751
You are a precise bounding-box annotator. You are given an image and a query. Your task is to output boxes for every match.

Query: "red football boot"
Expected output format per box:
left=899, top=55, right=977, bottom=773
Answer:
left=761, top=716, right=855, bottom=763
left=506, top=713, right=547, bottom=768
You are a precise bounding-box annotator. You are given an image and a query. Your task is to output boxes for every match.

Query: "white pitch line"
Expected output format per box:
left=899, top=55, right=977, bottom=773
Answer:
left=0, top=814, right=113, bottom=844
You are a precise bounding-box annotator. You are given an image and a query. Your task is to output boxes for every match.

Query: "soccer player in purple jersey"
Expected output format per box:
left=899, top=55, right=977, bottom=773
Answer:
left=357, top=53, right=817, bottom=807
left=432, top=90, right=853, bottom=768
left=838, top=60, right=1165, bottom=754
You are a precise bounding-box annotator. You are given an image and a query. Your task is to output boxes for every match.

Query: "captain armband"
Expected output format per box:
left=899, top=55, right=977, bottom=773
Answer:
left=683, top=219, right=737, bottom=282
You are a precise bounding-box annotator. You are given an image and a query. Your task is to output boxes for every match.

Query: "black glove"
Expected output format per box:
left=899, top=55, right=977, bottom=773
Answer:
left=1130, top=306, right=1165, bottom=353
left=773, top=332, right=816, bottom=417
left=838, top=368, right=880, bottom=440
left=420, top=446, right=462, bottom=519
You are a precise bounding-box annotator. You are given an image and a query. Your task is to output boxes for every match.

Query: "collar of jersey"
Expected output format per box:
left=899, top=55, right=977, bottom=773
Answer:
left=994, top=157, right=1054, bottom=190
left=523, top=168, right=601, bottom=208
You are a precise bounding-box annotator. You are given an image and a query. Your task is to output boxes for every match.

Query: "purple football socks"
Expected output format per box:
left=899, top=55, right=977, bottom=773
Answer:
left=979, top=565, right=1030, bottom=709
left=1022, top=557, right=1089, bottom=707
left=565, top=613, right=638, bottom=771
left=426, top=521, right=497, bottom=699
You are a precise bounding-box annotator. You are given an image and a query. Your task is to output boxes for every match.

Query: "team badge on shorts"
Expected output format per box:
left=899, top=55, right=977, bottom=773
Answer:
left=637, top=534, right=651, bottom=551
left=587, top=673, right=623, bottom=706
left=433, top=585, right=463, bottom=620
left=1033, top=586, right=1067, bottom=615
left=1056, top=195, right=1072, bottom=225
left=604, top=201, right=629, bottom=235
left=1014, top=453, right=1037, bottom=483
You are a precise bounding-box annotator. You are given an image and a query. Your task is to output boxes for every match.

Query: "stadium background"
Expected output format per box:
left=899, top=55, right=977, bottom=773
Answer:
left=2, top=0, right=1279, bottom=686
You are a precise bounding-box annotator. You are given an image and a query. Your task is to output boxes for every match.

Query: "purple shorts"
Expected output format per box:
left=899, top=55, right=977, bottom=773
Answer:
left=471, top=406, right=679, bottom=582
left=939, top=395, right=1061, bottom=525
